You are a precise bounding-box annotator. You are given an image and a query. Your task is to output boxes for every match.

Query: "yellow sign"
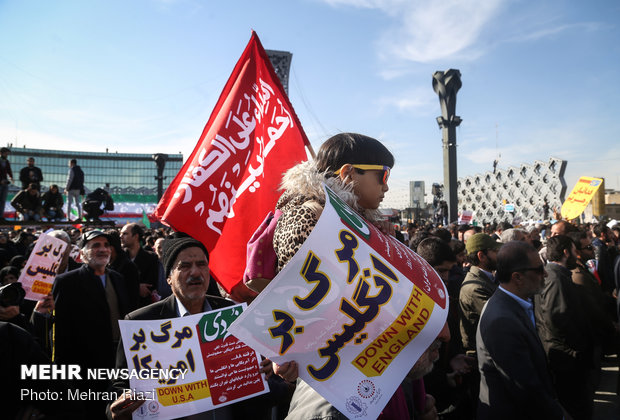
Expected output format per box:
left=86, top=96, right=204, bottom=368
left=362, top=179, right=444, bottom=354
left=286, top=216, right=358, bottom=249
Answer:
left=352, top=285, right=434, bottom=377
left=156, top=379, right=210, bottom=406
left=31, top=280, right=52, bottom=295
left=561, top=177, right=603, bottom=220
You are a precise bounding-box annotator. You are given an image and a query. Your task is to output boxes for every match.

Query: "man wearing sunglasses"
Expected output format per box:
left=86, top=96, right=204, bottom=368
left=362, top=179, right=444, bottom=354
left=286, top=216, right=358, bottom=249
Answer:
left=477, top=241, right=567, bottom=420
left=568, top=231, right=599, bottom=290
left=535, top=235, right=593, bottom=420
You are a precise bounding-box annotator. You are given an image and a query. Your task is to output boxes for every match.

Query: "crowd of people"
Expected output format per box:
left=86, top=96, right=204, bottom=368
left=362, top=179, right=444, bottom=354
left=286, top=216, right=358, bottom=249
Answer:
left=1, top=133, right=619, bottom=420
left=0, top=148, right=110, bottom=222
left=402, top=217, right=620, bottom=420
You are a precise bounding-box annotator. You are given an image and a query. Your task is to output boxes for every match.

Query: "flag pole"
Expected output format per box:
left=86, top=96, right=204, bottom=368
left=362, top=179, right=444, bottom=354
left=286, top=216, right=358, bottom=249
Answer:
left=155, top=31, right=311, bottom=293
left=305, top=143, right=316, bottom=160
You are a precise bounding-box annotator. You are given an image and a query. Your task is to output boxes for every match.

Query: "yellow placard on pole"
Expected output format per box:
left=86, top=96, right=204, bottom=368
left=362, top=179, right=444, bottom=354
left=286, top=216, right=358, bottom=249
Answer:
left=560, top=177, right=603, bottom=220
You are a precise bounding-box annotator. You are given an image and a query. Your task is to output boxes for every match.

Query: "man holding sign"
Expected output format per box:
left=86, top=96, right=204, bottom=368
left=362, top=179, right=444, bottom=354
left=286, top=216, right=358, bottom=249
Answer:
left=53, top=230, right=136, bottom=418
left=108, top=233, right=269, bottom=420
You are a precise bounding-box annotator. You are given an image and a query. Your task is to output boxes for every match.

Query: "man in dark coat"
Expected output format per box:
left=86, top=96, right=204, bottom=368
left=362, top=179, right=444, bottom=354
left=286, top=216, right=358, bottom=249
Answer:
left=120, top=223, right=159, bottom=307
left=568, top=231, right=616, bottom=348
left=19, top=156, right=44, bottom=190
left=592, top=222, right=616, bottom=295
left=458, top=233, right=501, bottom=353
left=106, top=229, right=140, bottom=311
left=52, top=230, right=136, bottom=418
left=41, top=184, right=65, bottom=221
left=535, top=235, right=593, bottom=420
left=0, top=147, right=14, bottom=221
left=65, top=158, right=85, bottom=221
left=10, top=183, right=43, bottom=221
left=477, top=241, right=566, bottom=420
left=83, top=187, right=114, bottom=221
left=108, top=233, right=269, bottom=420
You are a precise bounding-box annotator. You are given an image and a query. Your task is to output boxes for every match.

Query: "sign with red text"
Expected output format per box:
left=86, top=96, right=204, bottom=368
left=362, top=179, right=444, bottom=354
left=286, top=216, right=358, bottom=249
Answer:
left=229, top=184, right=449, bottom=420
left=119, top=304, right=268, bottom=420
left=561, top=176, right=603, bottom=220
left=154, top=32, right=309, bottom=293
left=458, top=210, right=474, bottom=225
left=19, top=233, right=67, bottom=301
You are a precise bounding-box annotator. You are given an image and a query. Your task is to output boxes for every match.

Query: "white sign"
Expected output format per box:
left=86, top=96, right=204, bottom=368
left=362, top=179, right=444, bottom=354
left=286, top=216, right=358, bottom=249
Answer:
left=119, top=304, right=268, bottom=420
left=19, top=233, right=67, bottom=301
left=229, top=185, right=448, bottom=419
left=459, top=210, right=474, bottom=225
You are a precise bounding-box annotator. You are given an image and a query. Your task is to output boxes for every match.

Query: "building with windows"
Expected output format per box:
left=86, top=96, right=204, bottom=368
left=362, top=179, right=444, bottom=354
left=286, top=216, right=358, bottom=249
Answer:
left=6, top=147, right=183, bottom=221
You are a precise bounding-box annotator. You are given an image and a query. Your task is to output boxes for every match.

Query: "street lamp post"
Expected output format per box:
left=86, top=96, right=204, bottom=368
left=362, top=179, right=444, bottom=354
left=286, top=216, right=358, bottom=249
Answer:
left=433, top=69, right=462, bottom=224
left=152, top=153, right=168, bottom=201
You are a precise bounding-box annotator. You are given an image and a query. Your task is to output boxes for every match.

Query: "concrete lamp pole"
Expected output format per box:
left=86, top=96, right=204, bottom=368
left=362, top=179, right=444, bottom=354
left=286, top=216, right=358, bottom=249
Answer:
left=433, top=69, right=462, bottom=224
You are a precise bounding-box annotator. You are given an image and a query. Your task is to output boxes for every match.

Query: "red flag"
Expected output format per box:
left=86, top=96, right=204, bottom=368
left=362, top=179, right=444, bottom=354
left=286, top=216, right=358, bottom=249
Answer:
left=154, top=32, right=310, bottom=293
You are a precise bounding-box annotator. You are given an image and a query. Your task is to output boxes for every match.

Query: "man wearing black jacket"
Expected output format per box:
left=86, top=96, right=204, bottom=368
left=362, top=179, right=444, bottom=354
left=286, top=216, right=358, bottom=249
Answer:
left=108, top=233, right=269, bottom=420
left=535, top=235, right=593, bottom=420
left=19, top=156, right=43, bottom=190
left=120, top=223, right=159, bottom=307
left=477, top=241, right=566, bottom=420
left=65, top=158, right=85, bottom=221
left=53, top=230, right=137, bottom=418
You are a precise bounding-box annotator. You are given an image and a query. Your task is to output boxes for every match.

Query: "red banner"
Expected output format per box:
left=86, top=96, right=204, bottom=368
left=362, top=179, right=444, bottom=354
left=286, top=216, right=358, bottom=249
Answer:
left=155, top=32, right=310, bottom=292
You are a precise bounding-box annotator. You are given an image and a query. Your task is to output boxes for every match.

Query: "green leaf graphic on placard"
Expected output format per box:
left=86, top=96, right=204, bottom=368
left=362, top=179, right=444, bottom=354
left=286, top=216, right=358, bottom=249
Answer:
left=325, top=185, right=370, bottom=240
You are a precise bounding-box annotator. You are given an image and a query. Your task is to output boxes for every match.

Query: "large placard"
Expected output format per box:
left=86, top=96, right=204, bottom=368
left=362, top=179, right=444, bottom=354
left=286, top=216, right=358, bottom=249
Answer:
left=561, top=176, right=603, bottom=220
left=119, top=304, right=268, bottom=419
left=19, top=233, right=67, bottom=301
left=229, top=184, right=448, bottom=419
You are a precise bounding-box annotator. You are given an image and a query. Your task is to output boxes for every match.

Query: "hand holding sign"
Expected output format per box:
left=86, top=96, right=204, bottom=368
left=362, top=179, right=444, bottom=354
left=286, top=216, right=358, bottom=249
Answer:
left=118, top=304, right=268, bottom=420
left=19, top=233, right=68, bottom=301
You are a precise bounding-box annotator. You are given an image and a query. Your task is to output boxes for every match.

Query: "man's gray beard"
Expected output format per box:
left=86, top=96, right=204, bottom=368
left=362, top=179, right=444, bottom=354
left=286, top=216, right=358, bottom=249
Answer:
left=407, top=340, right=441, bottom=380
left=84, top=254, right=110, bottom=269
left=407, top=356, right=435, bottom=380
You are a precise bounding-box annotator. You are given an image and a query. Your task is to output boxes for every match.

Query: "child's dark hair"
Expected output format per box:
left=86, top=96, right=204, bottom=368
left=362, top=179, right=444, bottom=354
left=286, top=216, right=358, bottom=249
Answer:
left=316, top=133, right=394, bottom=175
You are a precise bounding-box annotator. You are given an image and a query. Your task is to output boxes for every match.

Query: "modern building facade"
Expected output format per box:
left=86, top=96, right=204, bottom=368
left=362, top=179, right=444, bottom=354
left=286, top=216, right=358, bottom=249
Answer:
left=8, top=147, right=183, bottom=200
left=409, top=181, right=425, bottom=208
left=5, top=147, right=183, bottom=221
left=458, top=157, right=567, bottom=224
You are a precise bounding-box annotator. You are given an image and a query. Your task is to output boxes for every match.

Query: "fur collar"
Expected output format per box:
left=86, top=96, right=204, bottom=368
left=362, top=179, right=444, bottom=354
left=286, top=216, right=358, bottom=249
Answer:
left=277, top=160, right=383, bottom=223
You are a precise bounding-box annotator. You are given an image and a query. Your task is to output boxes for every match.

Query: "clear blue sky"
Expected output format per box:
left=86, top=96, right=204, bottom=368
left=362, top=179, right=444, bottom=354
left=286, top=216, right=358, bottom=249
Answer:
left=1, top=0, right=618, bottom=209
